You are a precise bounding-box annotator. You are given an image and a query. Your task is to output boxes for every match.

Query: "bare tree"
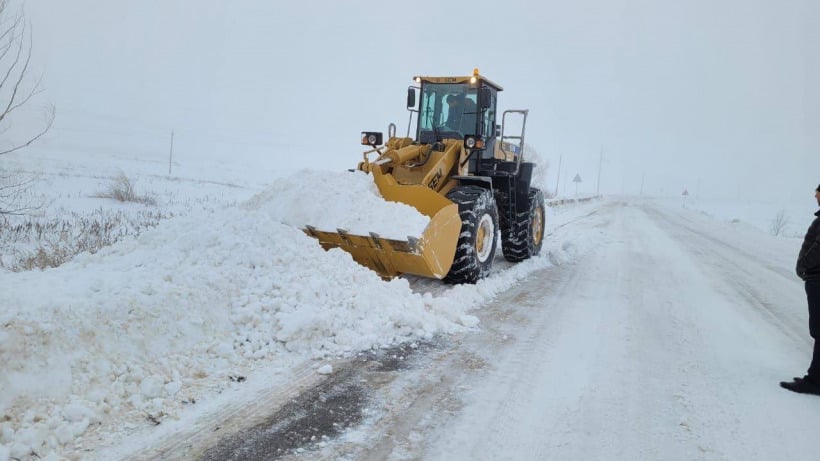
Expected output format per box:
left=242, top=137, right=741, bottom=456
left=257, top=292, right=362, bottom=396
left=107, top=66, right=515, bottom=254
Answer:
left=0, top=0, right=54, bottom=215
left=769, top=209, right=789, bottom=237
left=0, top=169, right=39, bottom=214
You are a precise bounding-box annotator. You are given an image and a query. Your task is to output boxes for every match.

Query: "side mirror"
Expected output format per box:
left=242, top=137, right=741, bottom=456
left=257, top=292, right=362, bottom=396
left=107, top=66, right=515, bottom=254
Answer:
left=407, top=88, right=416, bottom=109
left=478, top=88, right=492, bottom=109
left=495, top=124, right=501, bottom=137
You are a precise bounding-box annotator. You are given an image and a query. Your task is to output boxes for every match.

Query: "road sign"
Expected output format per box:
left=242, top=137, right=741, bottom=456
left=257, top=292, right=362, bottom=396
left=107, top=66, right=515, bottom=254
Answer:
left=572, top=174, right=582, bottom=196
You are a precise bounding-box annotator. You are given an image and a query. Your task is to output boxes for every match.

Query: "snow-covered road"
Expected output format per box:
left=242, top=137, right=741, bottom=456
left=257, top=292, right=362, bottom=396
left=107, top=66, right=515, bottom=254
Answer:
left=284, top=199, right=818, bottom=460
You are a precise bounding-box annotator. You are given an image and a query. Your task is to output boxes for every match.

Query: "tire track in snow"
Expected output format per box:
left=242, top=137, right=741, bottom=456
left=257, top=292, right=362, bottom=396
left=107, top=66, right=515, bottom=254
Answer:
left=415, top=200, right=819, bottom=460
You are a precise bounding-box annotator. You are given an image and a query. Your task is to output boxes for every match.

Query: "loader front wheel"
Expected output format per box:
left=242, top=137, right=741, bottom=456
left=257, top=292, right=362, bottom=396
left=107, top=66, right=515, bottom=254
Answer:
left=443, top=186, right=499, bottom=284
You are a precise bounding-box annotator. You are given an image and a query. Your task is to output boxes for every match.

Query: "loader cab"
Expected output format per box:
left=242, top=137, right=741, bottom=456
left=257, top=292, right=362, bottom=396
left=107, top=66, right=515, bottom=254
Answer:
left=413, top=75, right=501, bottom=159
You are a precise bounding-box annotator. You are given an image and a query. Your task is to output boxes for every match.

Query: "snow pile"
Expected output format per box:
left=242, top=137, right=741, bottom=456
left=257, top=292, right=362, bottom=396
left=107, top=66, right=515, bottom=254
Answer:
left=0, top=168, right=597, bottom=460
left=247, top=169, right=430, bottom=239
left=0, top=172, right=435, bottom=460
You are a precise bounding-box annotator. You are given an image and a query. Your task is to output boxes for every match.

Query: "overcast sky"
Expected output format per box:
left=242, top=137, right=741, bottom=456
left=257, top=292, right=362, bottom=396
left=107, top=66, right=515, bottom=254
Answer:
left=11, top=0, right=820, bottom=201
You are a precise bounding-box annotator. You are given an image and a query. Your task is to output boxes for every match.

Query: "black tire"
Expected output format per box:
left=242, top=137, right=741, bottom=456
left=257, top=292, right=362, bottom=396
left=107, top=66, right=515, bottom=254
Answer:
left=443, top=186, right=499, bottom=284
left=501, top=188, right=545, bottom=262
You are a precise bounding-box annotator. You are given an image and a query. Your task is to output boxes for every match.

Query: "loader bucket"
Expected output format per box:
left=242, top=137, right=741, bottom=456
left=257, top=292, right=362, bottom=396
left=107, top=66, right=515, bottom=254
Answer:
left=302, top=178, right=461, bottom=279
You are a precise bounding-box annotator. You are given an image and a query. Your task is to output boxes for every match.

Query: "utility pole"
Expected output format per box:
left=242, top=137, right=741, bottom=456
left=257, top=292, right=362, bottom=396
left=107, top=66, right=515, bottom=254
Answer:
left=596, top=146, right=603, bottom=197
left=555, top=154, right=562, bottom=198
left=168, top=130, right=175, bottom=175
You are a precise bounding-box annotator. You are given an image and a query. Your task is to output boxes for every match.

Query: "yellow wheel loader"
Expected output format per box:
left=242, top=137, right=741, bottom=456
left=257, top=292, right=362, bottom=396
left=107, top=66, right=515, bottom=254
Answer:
left=303, top=69, right=545, bottom=284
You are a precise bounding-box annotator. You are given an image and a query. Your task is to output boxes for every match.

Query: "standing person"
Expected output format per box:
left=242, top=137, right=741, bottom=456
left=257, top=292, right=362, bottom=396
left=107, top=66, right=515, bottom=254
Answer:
left=781, top=184, right=820, bottom=395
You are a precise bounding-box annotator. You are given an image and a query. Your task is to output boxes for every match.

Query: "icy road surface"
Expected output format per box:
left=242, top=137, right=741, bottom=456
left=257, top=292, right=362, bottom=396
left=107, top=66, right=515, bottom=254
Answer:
left=265, top=199, right=818, bottom=460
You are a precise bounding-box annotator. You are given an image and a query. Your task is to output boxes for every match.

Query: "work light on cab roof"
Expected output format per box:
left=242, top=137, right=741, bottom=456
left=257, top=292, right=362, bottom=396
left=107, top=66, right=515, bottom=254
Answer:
left=302, top=69, right=545, bottom=284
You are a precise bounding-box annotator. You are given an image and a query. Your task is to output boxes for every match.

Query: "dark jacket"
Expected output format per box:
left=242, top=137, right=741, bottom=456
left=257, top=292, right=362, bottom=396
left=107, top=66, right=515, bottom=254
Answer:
left=797, top=210, right=820, bottom=281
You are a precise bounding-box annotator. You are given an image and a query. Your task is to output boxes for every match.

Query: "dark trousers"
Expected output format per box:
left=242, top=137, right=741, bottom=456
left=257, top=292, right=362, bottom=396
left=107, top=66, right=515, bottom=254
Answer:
left=806, top=281, right=820, bottom=379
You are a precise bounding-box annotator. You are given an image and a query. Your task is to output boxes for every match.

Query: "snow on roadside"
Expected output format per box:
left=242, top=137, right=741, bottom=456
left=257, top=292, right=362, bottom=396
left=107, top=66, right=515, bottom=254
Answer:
left=651, top=195, right=815, bottom=239
left=0, top=169, right=598, bottom=461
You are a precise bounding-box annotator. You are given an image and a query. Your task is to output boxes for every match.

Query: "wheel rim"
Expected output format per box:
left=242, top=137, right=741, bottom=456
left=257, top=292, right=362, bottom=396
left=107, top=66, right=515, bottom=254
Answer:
left=476, top=214, right=495, bottom=263
left=532, top=206, right=544, bottom=245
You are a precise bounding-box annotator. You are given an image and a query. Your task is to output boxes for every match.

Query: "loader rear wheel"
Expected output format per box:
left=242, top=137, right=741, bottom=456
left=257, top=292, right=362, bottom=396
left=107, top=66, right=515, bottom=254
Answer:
left=501, top=188, right=545, bottom=262
left=443, top=186, right=499, bottom=284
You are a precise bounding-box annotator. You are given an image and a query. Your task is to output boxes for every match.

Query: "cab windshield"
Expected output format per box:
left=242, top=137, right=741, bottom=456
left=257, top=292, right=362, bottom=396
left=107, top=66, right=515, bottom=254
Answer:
left=417, top=83, right=478, bottom=143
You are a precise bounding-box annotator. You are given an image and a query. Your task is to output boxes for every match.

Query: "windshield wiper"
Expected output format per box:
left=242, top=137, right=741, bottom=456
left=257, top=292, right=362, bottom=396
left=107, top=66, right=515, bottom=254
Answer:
left=431, top=122, right=442, bottom=143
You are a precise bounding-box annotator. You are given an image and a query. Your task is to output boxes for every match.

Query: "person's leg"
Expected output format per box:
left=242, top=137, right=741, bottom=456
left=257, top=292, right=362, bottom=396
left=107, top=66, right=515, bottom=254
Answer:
left=809, top=340, right=820, bottom=380
left=805, top=281, right=820, bottom=381
left=780, top=281, right=820, bottom=392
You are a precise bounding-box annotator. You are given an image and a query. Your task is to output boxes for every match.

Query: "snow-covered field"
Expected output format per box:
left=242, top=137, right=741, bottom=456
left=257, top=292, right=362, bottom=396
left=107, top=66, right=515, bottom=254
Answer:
left=653, top=195, right=816, bottom=239
left=1, top=146, right=816, bottom=461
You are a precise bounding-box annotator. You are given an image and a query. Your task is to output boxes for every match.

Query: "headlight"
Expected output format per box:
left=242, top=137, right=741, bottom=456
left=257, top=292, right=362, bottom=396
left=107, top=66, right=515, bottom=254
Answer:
left=361, top=131, right=383, bottom=146
left=463, top=135, right=485, bottom=150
